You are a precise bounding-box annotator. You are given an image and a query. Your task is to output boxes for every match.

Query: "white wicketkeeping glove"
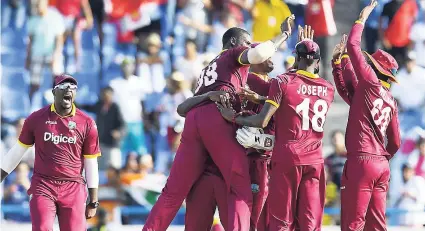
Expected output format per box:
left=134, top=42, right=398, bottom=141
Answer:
left=236, top=126, right=275, bottom=151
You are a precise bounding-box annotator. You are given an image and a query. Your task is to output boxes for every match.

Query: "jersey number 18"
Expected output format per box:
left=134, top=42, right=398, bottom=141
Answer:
left=296, top=98, right=328, bottom=132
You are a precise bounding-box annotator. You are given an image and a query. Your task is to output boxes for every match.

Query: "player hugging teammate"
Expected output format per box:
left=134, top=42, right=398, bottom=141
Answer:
left=0, top=1, right=401, bottom=230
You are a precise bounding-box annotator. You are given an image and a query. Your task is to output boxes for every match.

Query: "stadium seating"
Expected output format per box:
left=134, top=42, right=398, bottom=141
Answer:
left=1, top=87, right=30, bottom=122
left=1, top=68, right=29, bottom=90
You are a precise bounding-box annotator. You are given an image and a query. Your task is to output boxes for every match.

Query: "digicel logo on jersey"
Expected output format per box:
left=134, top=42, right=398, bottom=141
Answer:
left=44, top=132, right=77, bottom=144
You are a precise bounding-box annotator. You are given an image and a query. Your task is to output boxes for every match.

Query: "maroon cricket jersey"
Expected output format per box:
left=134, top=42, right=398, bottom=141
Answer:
left=194, top=46, right=250, bottom=112
left=266, top=70, right=335, bottom=165
left=346, top=22, right=401, bottom=158
left=18, top=104, right=101, bottom=183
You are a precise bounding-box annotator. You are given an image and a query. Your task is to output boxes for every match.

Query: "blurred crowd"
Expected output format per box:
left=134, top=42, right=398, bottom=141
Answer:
left=1, top=0, right=425, bottom=227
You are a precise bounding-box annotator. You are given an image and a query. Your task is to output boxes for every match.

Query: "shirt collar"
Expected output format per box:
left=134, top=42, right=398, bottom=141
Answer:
left=50, top=103, right=76, bottom=117
left=251, top=72, right=269, bottom=81
left=380, top=80, right=391, bottom=89
left=296, top=70, right=319, bottom=79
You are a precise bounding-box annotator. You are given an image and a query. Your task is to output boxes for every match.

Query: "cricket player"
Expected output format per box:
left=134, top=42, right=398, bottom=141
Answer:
left=341, top=1, right=401, bottom=230
left=182, top=58, right=276, bottom=231
left=0, top=74, right=101, bottom=231
left=143, top=15, right=295, bottom=231
left=217, top=39, right=335, bottom=231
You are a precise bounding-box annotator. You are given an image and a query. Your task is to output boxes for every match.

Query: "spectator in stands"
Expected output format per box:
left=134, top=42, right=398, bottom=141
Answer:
left=379, top=0, right=418, bottom=67
left=251, top=0, right=291, bottom=42
left=407, top=137, right=425, bottom=179
left=137, top=33, right=169, bottom=92
left=54, top=0, right=94, bottom=71
left=173, top=0, right=209, bottom=56
left=392, top=164, right=425, bottom=227
left=139, top=154, right=154, bottom=178
left=173, top=39, right=204, bottom=89
left=305, top=0, right=337, bottom=80
left=155, top=72, right=193, bottom=174
left=391, top=52, right=425, bottom=112
left=26, top=0, right=65, bottom=101
left=362, top=0, right=390, bottom=53
left=3, top=162, right=30, bottom=204
left=104, top=166, right=121, bottom=188
left=409, top=16, right=425, bottom=68
left=323, top=166, right=338, bottom=226
left=80, top=87, right=124, bottom=170
left=1, top=0, right=26, bottom=29
left=110, top=58, right=148, bottom=156
left=2, top=162, right=31, bottom=222
left=325, top=130, right=347, bottom=189
left=179, top=10, right=239, bottom=55
left=120, top=152, right=141, bottom=185
left=3, top=118, right=35, bottom=168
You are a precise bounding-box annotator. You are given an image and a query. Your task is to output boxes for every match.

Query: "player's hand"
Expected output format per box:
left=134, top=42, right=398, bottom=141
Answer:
left=238, top=88, right=262, bottom=104
left=236, top=127, right=275, bottom=151
left=216, top=103, right=236, bottom=123
left=358, top=0, right=378, bottom=23
left=297, top=25, right=314, bottom=43
left=85, top=205, right=97, bottom=219
left=332, top=34, right=348, bottom=60
left=208, top=91, right=232, bottom=109
left=280, top=14, right=295, bottom=35
left=236, top=126, right=261, bottom=148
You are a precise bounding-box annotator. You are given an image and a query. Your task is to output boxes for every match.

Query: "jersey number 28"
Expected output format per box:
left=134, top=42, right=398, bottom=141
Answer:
left=371, top=98, right=392, bottom=135
left=194, top=62, right=218, bottom=93
left=296, top=98, right=328, bottom=132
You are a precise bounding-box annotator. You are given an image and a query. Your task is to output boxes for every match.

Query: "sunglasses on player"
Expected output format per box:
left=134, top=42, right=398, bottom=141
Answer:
left=54, top=82, right=78, bottom=90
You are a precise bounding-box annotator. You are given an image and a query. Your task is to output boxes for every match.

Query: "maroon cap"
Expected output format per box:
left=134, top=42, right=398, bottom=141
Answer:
left=363, top=49, right=398, bottom=83
left=53, top=74, right=78, bottom=87
left=295, top=39, right=321, bottom=59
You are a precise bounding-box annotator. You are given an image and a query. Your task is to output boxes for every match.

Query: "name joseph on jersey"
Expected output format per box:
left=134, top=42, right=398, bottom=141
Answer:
left=297, top=84, right=329, bottom=97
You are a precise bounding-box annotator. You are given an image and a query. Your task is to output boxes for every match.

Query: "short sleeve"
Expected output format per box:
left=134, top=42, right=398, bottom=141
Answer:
left=18, top=115, right=35, bottom=147
left=265, top=77, right=284, bottom=108
left=229, top=46, right=249, bottom=66
left=82, top=119, right=101, bottom=158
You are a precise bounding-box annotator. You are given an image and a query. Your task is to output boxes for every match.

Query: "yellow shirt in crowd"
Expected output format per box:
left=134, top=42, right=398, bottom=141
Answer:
left=252, top=0, right=291, bottom=42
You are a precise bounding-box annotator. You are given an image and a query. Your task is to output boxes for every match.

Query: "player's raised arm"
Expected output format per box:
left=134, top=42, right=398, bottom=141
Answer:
left=385, top=110, right=401, bottom=158
left=177, top=91, right=232, bottom=117
left=332, top=35, right=353, bottom=104
left=347, top=0, right=379, bottom=83
left=341, top=54, right=359, bottom=96
left=238, top=15, right=295, bottom=65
